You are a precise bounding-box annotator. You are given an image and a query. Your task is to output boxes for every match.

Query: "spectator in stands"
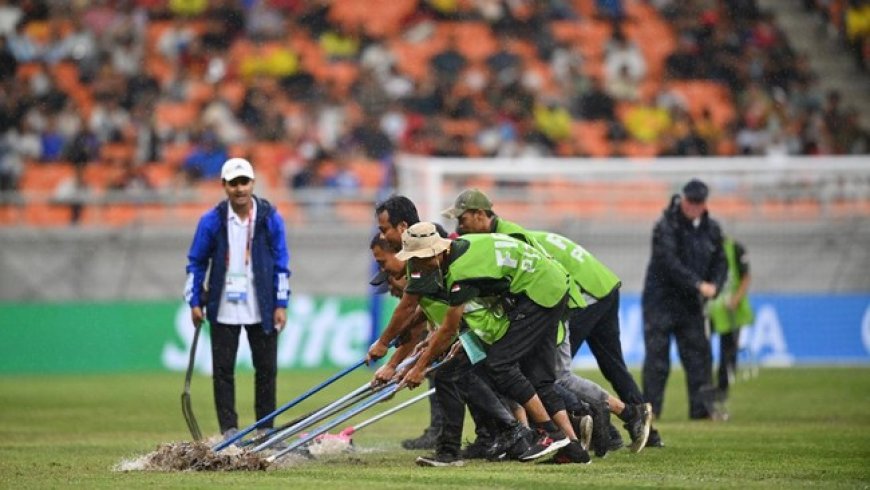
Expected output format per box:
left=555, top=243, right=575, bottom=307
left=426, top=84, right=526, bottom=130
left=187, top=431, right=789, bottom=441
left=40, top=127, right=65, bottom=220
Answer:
left=39, top=119, right=65, bottom=162
left=158, top=17, right=196, bottom=63
left=0, top=131, right=22, bottom=193
left=550, top=40, right=586, bottom=90
left=642, top=179, right=727, bottom=423
left=239, top=43, right=299, bottom=80
left=52, top=161, right=90, bottom=225
left=0, top=36, right=16, bottom=81
left=10, top=119, right=41, bottom=163
left=54, top=99, right=82, bottom=143
left=604, top=23, right=646, bottom=85
left=62, top=128, right=99, bottom=167
left=597, top=0, right=625, bottom=20
left=319, top=24, right=361, bottom=61
left=89, top=96, right=130, bottom=144
left=532, top=97, right=572, bottom=150
left=832, top=108, right=870, bottom=154
left=109, top=31, right=143, bottom=78
left=430, top=34, right=467, bottom=85
left=181, top=129, right=228, bottom=183
left=169, top=0, right=208, bottom=19
left=203, top=96, right=247, bottom=145
left=324, top=154, right=361, bottom=194
left=606, top=64, right=641, bottom=102
left=845, top=0, right=870, bottom=71
left=486, top=32, right=523, bottom=82
left=623, top=95, right=672, bottom=144
left=0, top=0, right=23, bottom=38
left=574, top=77, right=616, bottom=121
left=353, top=114, right=394, bottom=160
left=129, top=103, right=162, bottom=165
left=665, top=35, right=700, bottom=79
left=7, top=20, right=39, bottom=62
left=106, top=152, right=154, bottom=198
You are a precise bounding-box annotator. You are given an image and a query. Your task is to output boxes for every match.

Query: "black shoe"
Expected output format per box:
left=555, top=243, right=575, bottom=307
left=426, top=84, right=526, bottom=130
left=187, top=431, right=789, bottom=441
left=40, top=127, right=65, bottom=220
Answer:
left=569, top=412, right=593, bottom=451
left=622, top=403, right=652, bottom=453
left=402, top=427, right=438, bottom=450
left=415, top=452, right=465, bottom=467
left=518, top=429, right=570, bottom=462
left=646, top=427, right=664, bottom=448
left=461, top=436, right=494, bottom=460
left=588, top=400, right=611, bottom=458
left=607, top=422, right=625, bottom=452
left=551, top=439, right=592, bottom=464
left=488, top=422, right=534, bottom=461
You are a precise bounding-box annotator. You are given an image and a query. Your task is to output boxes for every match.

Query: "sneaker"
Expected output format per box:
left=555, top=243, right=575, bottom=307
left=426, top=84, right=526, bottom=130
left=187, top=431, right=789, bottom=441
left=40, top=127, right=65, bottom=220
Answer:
left=518, top=429, right=570, bottom=462
left=461, top=436, right=494, bottom=460
left=551, top=439, right=592, bottom=464
left=415, top=452, right=465, bottom=467
left=607, top=422, right=625, bottom=452
left=487, top=422, right=533, bottom=461
left=622, top=403, right=652, bottom=453
left=646, top=427, right=664, bottom=448
left=220, top=427, right=240, bottom=446
left=588, top=400, right=611, bottom=458
left=569, top=412, right=593, bottom=451
left=402, top=427, right=438, bottom=450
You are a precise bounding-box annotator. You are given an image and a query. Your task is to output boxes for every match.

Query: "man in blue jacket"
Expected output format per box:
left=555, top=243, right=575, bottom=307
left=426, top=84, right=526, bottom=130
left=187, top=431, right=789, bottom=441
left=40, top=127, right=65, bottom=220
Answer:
left=642, top=179, right=727, bottom=431
left=184, top=157, right=291, bottom=438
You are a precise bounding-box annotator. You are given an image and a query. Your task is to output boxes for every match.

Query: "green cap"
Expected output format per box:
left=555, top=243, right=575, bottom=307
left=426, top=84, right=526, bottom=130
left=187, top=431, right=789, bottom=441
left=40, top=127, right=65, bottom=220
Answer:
left=441, top=189, right=493, bottom=220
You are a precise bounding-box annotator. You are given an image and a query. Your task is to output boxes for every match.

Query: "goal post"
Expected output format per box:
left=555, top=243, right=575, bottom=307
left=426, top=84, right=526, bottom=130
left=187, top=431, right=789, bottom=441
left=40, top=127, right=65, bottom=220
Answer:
left=396, top=154, right=870, bottom=229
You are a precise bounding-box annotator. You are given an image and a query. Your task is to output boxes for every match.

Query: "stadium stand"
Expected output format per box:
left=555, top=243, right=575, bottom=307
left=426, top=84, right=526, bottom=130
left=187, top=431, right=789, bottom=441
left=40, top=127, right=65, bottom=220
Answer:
left=0, top=0, right=867, bottom=228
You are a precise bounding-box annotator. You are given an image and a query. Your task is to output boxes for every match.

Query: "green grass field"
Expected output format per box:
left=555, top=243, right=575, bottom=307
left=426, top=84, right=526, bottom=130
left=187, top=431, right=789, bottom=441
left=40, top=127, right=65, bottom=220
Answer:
left=2, top=367, right=869, bottom=489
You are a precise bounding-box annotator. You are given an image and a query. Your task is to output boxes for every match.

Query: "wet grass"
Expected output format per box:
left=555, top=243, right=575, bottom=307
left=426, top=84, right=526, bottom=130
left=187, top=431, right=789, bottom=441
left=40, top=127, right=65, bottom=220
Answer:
left=1, top=366, right=868, bottom=489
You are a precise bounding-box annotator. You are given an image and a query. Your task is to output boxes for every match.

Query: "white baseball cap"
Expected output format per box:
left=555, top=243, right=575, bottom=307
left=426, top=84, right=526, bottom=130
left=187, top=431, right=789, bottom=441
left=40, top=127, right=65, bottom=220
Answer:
left=221, top=158, right=255, bottom=181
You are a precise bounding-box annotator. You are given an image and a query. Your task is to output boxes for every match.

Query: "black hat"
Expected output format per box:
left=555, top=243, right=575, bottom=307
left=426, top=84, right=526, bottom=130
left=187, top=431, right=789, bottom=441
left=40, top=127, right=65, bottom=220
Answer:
left=369, top=270, right=388, bottom=286
left=682, top=179, right=709, bottom=203
left=369, top=270, right=390, bottom=294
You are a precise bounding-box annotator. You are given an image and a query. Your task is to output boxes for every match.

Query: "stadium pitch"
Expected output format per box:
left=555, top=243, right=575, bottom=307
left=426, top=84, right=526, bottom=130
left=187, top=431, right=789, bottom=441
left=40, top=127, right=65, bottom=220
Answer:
left=1, top=367, right=868, bottom=488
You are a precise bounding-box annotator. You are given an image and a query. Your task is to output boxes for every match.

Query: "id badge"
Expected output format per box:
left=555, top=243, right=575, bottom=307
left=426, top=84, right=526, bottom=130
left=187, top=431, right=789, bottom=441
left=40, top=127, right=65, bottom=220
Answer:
left=225, top=273, right=248, bottom=302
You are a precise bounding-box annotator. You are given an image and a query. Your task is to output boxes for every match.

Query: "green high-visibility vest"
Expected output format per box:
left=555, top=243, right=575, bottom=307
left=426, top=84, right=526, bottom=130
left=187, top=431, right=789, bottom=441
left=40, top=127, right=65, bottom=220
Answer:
left=493, top=219, right=586, bottom=309
left=418, top=295, right=509, bottom=345
left=447, top=233, right=570, bottom=309
left=530, top=231, right=621, bottom=300
left=709, top=237, right=754, bottom=334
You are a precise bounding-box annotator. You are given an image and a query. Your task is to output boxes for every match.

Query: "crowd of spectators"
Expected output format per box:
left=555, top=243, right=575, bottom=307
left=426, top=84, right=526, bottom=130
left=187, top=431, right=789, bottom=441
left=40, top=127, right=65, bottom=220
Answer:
left=0, top=0, right=867, bottom=199
left=808, top=0, right=870, bottom=72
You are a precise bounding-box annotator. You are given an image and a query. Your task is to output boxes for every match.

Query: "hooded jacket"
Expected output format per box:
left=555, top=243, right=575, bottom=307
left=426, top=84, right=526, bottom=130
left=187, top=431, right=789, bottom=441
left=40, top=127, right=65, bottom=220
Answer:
left=185, top=196, right=290, bottom=333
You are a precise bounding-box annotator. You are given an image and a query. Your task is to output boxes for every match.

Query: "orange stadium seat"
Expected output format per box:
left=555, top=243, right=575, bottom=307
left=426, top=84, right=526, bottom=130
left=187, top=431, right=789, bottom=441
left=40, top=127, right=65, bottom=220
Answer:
left=19, top=163, right=75, bottom=193
left=349, top=159, right=386, bottom=190
left=24, top=203, right=73, bottom=227
left=154, top=101, right=200, bottom=133
left=668, top=81, right=736, bottom=128
left=439, top=22, right=497, bottom=62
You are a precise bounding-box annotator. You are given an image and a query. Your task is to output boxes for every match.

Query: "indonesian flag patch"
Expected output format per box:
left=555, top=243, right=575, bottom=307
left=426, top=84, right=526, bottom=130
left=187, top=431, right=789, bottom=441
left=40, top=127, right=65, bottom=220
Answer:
left=411, top=272, right=421, bottom=279
left=451, top=284, right=461, bottom=292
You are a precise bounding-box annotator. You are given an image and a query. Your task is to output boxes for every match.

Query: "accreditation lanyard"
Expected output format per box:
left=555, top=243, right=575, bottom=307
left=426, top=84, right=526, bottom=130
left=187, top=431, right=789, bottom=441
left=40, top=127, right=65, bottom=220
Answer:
left=225, top=208, right=254, bottom=269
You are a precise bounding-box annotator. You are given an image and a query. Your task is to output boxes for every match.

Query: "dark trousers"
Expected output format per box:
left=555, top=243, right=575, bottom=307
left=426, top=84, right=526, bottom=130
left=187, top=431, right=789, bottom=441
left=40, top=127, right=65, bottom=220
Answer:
left=210, top=322, right=278, bottom=433
left=568, top=289, right=644, bottom=405
left=426, top=375, right=444, bottom=430
left=642, top=312, right=712, bottom=419
left=433, top=352, right=515, bottom=456
left=485, top=295, right=567, bottom=417
left=717, top=329, right=740, bottom=396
